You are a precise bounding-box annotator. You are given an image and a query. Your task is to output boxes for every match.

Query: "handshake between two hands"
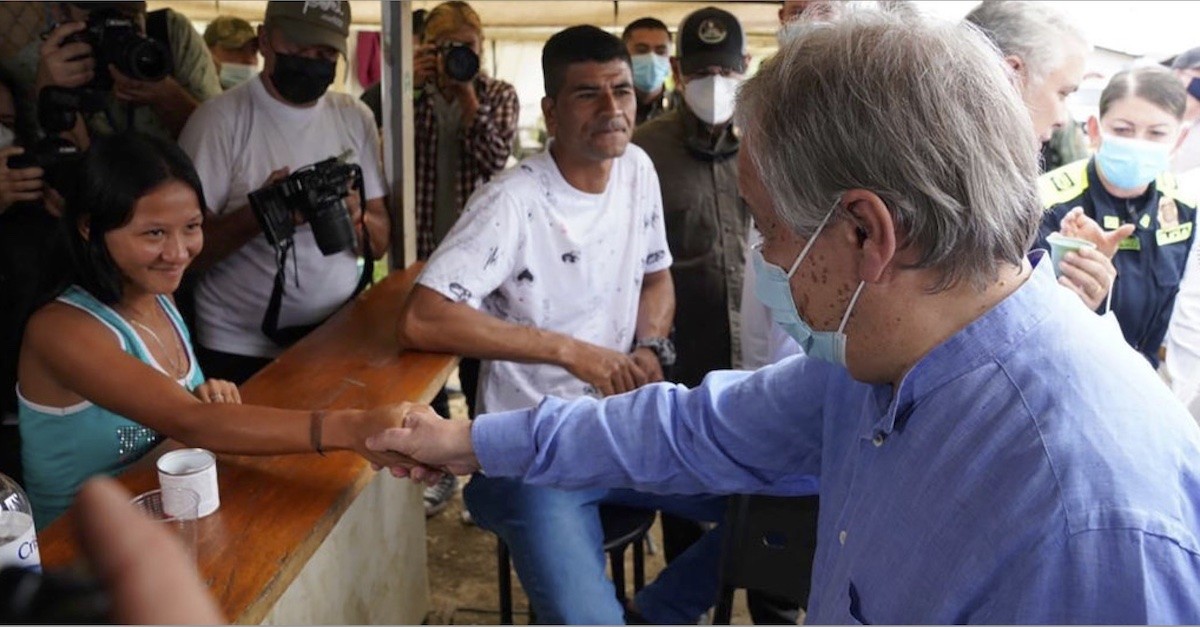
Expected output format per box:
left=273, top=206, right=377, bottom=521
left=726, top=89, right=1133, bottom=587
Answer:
left=361, top=402, right=480, bottom=485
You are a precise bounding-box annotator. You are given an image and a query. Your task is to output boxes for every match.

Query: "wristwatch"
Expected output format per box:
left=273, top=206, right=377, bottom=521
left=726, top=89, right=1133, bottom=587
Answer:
left=635, top=337, right=677, bottom=367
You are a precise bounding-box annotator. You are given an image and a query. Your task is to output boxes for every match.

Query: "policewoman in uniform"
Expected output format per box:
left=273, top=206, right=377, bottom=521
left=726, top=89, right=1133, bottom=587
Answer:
left=1037, top=66, right=1194, bottom=366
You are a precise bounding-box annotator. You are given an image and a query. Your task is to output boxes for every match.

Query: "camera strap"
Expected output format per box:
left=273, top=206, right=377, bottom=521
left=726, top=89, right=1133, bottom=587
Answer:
left=260, top=225, right=375, bottom=348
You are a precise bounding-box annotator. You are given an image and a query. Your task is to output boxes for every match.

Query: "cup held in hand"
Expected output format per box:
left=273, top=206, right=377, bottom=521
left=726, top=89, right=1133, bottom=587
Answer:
left=1046, top=232, right=1097, bottom=277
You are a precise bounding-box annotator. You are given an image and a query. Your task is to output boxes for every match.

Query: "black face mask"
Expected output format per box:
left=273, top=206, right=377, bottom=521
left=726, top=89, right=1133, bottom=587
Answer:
left=269, top=52, right=336, bottom=104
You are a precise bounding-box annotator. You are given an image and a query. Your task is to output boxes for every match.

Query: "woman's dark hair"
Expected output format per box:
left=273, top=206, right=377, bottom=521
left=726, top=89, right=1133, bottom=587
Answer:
left=1100, top=66, right=1188, bottom=120
left=58, top=132, right=206, bottom=305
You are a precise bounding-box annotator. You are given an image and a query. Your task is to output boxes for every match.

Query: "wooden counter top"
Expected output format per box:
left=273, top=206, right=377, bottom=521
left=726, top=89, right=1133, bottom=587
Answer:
left=37, top=264, right=457, bottom=624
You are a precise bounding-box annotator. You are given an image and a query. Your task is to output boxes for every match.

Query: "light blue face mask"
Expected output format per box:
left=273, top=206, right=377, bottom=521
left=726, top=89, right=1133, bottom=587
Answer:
left=631, top=53, right=670, bottom=94
left=1095, top=133, right=1172, bottom=190
left=752, top=203, right=866, bottom=367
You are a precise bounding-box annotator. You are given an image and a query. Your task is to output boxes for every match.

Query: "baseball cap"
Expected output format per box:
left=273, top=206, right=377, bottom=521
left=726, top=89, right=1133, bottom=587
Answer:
left=1172, top=47, right=1200, bottom=71
left=204, top=16, right=256, bottom=49
left=677, top=7, right=745, bottom=75
left=264, top=0, right=351, bottom=56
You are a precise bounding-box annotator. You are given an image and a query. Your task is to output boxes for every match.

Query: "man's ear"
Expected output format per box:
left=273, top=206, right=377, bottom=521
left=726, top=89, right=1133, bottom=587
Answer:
left=78, top=216, right=90, bottom=242
left=541, top=96, right=556, bottom=137
left=840, top=189, right=896, bottom=284
left=670, top=57, right=683, bottom=90
left=1004, top=54, right=1026, bottom=80
left=1086, top=115, right=1102, bottom=150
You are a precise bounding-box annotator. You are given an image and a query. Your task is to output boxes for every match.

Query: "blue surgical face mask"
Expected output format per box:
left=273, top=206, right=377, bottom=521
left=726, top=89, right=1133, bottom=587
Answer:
left=1095, top=132, right=1172, bottom=190
left=1188, top=77, right=1200, bottom=102
left=631, top=53, right=670, bottom=94
left=752, top=202, right=866, bottom=366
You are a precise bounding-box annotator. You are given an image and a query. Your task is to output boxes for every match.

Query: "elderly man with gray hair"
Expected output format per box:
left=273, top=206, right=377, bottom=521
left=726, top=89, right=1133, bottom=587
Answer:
left=369, top=9, right=1200, bottom=623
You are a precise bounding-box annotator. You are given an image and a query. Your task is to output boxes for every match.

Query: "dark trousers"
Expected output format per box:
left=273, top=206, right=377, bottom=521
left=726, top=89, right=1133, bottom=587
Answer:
left=431, top=358, right=480, bottom=420
left=195, top=346, right=274, bottom=386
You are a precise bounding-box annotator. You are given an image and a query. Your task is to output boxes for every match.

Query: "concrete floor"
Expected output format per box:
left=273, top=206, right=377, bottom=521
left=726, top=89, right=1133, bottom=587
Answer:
left=421, top=381, right=758, bottom=625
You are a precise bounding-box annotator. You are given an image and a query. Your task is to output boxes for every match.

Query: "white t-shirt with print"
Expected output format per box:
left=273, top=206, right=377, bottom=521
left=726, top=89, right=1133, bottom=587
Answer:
left=178, top=76, right=384, bottom=358
left=418, top=145, right=672, bottom=414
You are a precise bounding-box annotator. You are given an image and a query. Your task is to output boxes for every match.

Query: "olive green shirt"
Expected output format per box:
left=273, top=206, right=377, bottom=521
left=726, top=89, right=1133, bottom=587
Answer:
left=632, top=104, right=749, bottom=387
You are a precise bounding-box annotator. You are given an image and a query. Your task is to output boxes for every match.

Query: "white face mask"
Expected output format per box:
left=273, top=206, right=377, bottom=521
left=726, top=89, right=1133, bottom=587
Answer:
left=0, top=124, right=14, bottom=151
left=682, top=74, right=741, bottom=126
left=219, top=62, right=258, bottom=89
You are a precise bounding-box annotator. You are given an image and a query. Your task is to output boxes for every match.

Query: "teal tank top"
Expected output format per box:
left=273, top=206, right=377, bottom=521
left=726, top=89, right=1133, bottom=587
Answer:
left=18, top=286, right=205, bottom=529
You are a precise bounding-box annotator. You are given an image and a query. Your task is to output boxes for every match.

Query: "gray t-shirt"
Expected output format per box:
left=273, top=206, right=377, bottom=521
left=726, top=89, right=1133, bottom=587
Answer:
left=430, top=89, right=463, bottom=246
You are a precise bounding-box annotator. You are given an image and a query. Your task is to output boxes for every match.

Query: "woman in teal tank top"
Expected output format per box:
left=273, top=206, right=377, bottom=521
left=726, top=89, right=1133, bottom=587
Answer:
left=17, top=133, right=412, bottom=529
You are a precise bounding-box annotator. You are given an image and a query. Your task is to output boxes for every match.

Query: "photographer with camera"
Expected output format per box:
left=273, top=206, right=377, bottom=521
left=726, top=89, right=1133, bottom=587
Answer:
left=414, top=1, right=518, bottom=260
left=178, top=1, right=389, bottom=385
left=0, top=1, right=220, bottom=145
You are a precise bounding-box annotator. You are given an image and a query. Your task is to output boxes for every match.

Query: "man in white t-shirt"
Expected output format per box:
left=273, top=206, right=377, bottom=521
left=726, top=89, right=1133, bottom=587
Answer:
left=178, top=1, right=388, bottom=384
left=398, top=25, right=727, bottom=625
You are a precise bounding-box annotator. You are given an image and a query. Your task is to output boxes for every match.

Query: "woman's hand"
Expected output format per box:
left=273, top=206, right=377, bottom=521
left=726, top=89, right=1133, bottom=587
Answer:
left=1059, top=206, right=1136, bottom=258
left=193, top=379, right=241, bottom=404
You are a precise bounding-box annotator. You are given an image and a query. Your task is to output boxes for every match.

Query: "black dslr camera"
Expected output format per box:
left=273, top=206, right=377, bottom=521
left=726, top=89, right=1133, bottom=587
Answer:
left=248, top=158, right=363, bottom=256
left=5, top=135, right=83, bottom=195
left=439, top=42, right=479, bottom=82
left=65, top=7, right=172, bottom=92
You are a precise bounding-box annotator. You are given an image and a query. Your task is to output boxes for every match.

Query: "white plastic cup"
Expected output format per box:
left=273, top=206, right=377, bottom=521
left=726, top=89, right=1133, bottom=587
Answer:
left=1046, top=232, right=1097, bottom=277
left=157, top=448, right=220, bottom=517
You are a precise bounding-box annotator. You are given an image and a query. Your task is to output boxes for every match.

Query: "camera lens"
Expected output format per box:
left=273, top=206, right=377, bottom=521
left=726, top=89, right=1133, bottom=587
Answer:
left=443, top=46, right=480, bottom=83
left=123, top=38, right=172, bottom=81
left=308, top=201, right=357, bottom=256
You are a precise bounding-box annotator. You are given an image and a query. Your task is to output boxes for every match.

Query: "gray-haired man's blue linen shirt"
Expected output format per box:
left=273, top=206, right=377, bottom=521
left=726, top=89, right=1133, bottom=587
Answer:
left=473, top=252, right=1200, bottom=624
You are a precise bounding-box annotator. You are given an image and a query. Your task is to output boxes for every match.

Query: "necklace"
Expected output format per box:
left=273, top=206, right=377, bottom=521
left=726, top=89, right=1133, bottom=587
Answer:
left=126, top=310, right=187, bottom=379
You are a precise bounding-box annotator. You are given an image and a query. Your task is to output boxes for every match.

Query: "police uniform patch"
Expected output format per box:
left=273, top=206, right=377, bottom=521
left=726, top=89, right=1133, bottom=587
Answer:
left=1159, top=196, right=1180, bottom=230
left=1140, top=213, right=1152, bottom=229
left=1103, top=215, right=1120, bottom=230
left=1157, top=222, right=1193, bottom=247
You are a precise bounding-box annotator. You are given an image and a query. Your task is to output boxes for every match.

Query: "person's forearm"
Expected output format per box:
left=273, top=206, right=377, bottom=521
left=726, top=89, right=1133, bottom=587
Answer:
left=165, top=404, right=364, bottom=456
left=363, top=198, right=391, bottom=260
left=472, top=369, right=821, bottom=495
left=398, top=286, right=576, bottom=367
left=192, top=206, right=260, bottom=272
left=152, top=86, right=200, bottom=139
left=463, top=93, right=517, bottom=175
left=636, top=270, right=674, bottom=340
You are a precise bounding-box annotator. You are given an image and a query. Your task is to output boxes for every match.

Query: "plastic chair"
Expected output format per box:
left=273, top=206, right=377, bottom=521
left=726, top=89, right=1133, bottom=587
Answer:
left=712, top=495, right=819, bottom=624
left=497, top=504, right=657, bottom=624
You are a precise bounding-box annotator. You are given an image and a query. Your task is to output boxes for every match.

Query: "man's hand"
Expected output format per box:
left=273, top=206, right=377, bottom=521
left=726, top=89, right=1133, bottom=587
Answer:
left=110, top=66, right=190, bottom=108
left=414, top=43, right=438, bottom=87
left=364, top=403, right=480, bottom=481
left=630, top=347, right=664, bottom=384
left=562, top=340, right=648, bottom=396
left=36, top=22, right=95, bottom=91
left=1059, top=206, right=1136, bottom=258
left=1058, top=247, right=1117, bottom=310
left=75, top=478, right=224, bottom=624
left=192, top=379, right=241, bottom=404
left=0, top=147, right=44, bottom=212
